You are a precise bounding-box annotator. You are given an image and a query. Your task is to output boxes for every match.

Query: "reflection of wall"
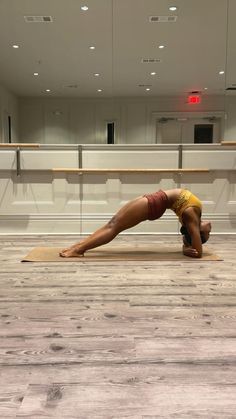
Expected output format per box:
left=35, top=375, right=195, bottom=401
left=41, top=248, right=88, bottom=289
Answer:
left=0, top=84, right=19, bottom=142
left=19, top=96, right=227, bottom=144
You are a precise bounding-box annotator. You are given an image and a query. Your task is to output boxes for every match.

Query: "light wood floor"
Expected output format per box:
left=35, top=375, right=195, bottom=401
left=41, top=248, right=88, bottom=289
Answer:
left=0, top=234, right=236, bottom=418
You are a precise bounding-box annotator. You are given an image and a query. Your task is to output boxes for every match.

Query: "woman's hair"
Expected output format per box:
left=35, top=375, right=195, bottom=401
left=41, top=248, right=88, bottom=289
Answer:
left=180, top=226, right=207, bottom=245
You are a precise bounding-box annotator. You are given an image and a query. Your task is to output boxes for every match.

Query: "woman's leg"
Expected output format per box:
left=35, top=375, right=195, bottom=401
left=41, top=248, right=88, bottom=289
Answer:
left=60, top=196, right=149, bottom=257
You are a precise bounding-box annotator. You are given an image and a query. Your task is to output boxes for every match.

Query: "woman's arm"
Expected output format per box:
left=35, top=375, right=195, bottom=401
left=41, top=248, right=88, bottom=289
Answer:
left=182, top=210, right=203, bottom=258
left=185, top=221, right=202, bottom=258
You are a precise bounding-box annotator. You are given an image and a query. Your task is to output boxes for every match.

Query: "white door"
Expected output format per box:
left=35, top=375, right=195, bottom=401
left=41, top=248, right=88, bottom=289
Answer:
left=156, top=119, right=183, bottom=143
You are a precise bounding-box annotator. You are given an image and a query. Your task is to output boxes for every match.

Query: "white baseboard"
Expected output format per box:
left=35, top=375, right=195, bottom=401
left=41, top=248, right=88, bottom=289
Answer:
left=0, top=213, right=235, bottom=234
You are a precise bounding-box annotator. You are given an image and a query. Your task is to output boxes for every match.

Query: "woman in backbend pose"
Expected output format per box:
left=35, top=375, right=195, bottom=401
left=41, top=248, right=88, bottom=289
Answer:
left=60, top=188, right=212, bottom=259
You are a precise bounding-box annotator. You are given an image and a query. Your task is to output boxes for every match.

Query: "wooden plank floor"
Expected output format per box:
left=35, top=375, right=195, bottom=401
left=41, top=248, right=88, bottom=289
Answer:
left=0, top=234, right=236, bottom=418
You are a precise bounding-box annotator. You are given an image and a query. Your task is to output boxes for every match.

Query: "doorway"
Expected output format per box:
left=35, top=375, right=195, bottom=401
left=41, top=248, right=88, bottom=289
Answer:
left=194, top=124, right=213, bottom=143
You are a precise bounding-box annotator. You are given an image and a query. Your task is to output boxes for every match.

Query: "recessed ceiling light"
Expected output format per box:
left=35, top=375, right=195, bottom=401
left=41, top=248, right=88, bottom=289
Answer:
left=219, top=71, right=225, bottom=75
left=159, top=45, right=165, bottom=49
left=53, top=110, right=63, bottom=116
left=81, top=6, right=88, bottom=11
left=89, top=46, right=95, bottom=50
left=46, top=89, right=51, bottom=92
left=94, top=73, right=100, bottom=77
left=12, top=44, right=19, bottom=49
left=146, top=88, right=151, bottom=91
left=204, top=87, right=208, bottom=90
left=97, top=89, right=102, bottom=92
left=151, top=72, right=156, bottom=76
left=169, top=6, right=178, bottom=11
left=34, top=72, right=39, bottom=76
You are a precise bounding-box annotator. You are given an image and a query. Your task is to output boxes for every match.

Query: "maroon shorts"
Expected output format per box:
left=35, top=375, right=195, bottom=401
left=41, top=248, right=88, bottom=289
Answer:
left=143, top=190, right=168, bottom=220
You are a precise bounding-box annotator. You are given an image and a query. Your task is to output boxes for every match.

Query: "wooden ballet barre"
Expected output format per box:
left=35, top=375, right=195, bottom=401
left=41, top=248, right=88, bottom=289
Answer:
left=52, top=168, right=210, bottom=173
left=221, top=141, right=236, bottom=146
left=0, top=143, right=40, bottom=148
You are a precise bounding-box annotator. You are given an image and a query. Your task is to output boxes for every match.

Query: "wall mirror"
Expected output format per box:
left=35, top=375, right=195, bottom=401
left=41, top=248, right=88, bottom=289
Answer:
left=0, top=0, right=232, bottom=144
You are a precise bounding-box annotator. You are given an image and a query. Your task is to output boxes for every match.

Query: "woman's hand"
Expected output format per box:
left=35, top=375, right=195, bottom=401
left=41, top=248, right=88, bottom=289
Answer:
left=183, top=245, right=200, bottom=258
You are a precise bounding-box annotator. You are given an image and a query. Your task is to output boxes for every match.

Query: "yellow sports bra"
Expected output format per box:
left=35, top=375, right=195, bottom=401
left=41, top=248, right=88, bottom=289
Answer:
left=170, top=189, right=202, bottom=223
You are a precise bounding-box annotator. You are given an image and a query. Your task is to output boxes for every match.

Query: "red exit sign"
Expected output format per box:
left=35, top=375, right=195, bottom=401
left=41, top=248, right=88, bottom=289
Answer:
left=188, top=95, right=201, bottom=104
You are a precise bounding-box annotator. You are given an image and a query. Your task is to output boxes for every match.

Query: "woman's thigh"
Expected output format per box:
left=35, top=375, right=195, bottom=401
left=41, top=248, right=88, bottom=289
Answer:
left=110, top=196, right=149, bottom=232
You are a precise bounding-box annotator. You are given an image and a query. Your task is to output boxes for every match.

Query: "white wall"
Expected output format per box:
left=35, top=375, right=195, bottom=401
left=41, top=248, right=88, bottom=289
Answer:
left=19, top=95, right=227, bottom=144
left=0, top=144, right=235, bottom=234
left=224, top=95, right=236, bottom=140
left=0, top=84, right=19, bottom=142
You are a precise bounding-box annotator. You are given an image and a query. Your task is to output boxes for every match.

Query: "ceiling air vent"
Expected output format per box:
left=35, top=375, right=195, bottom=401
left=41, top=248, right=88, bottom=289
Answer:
left=141, top=58, right=162, bottom=63
left=24, top=16, right=53, bottom=23
left=139, top=84, right=152, bottom=87
left=149, top=16, right=177, bottom=23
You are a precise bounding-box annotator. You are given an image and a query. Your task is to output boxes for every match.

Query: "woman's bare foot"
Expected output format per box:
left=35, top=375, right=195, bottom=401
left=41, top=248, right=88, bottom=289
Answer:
left=60, top=245, right=84, bottom=258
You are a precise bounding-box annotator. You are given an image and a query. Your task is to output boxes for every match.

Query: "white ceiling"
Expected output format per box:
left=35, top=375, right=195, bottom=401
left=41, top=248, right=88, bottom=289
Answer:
left=0, top=0, right=234, bottom=98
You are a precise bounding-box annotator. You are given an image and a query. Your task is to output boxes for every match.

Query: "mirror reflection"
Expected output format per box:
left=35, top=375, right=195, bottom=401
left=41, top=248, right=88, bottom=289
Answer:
left=0, top=0, right=231, bottom=144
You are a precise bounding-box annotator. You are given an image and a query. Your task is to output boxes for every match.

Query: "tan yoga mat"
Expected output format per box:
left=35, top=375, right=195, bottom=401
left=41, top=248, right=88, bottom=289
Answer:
left=22, top=246, right=222, bottom=262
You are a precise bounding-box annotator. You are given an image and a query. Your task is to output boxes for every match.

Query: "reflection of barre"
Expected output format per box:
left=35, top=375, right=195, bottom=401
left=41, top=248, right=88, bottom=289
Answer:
left=0, top=143, right=40, bottom=148
left=0, top=143, right=40, bottom=177
left=52, top=168, right=210, bottom=174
